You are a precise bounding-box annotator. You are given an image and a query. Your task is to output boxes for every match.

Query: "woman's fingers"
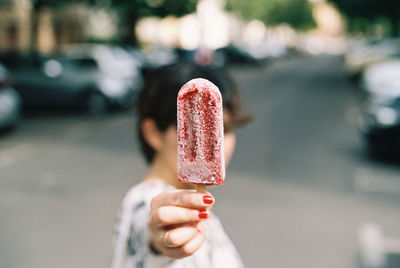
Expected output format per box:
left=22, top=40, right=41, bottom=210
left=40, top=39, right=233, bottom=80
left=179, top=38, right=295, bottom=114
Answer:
left=160, top=228, right=206, bottom=259
left=180, top=230, right=205, bottom=256
left=151, top=190, right=214, bottom=210
left=152, top=206, right=209, bottom=227
left=197, top=220, right=206, bottom=233
left=148, top=190, right=213, bottom=259
left=161, top=225, right=198, bottom=248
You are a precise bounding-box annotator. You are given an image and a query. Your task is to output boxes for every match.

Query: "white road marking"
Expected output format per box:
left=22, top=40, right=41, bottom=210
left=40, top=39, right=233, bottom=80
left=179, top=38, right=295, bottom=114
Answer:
left=354, top=167, right=400, bottom=194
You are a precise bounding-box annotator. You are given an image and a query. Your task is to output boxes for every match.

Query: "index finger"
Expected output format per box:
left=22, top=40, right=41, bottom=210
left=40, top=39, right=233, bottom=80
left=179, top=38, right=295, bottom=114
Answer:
left=151, top=190, right=214, bottom=210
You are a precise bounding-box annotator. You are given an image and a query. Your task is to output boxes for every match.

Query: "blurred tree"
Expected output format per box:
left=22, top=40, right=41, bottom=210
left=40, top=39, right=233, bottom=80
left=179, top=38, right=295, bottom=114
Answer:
left=30, top=0, right=90, bottom=49
left=29, top=0, right=196, bottom=47
left=329, top=0, right=400, bottom=36
left=226, top=0, right=315, bottom=30
left=110, top=0, right=196, bottom=44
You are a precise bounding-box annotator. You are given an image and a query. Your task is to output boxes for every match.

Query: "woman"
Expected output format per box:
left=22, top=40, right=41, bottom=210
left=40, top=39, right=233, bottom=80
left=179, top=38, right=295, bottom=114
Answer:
left=111, top=62, right=250, bottom=268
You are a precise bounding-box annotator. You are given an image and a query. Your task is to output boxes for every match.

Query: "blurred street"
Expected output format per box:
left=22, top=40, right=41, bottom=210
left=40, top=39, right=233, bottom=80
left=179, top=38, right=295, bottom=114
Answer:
left=1, top=55, right=400, bottom=268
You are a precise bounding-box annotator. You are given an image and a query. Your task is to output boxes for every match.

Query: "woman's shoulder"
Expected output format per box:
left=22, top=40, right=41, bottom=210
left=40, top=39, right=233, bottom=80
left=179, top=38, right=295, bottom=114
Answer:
left=120, top=180, right=174, bottom=210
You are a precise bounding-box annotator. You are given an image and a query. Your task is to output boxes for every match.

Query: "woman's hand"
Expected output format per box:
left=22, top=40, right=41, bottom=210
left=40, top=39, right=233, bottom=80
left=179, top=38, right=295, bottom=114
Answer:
left=148, top=190, right=214, bottom=259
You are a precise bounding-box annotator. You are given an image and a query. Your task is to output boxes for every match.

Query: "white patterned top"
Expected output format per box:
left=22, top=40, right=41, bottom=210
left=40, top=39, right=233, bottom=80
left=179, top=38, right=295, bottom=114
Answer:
left=111, top=181, right=244, bottom=268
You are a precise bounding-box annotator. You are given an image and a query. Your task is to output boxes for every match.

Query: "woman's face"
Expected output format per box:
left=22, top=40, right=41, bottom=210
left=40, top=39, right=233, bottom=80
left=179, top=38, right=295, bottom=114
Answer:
left=158, top=126, right=236, bottom=176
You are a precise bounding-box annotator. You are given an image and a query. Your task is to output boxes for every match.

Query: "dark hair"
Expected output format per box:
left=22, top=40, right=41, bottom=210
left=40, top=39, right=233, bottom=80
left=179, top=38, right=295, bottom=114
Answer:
left=137, top=62, right=251, bottom=164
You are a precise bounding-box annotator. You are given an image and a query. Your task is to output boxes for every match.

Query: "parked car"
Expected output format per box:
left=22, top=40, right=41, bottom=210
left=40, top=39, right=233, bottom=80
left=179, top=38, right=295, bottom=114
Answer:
left=0, top=62, right=20, bottom=130
left=359, top=59, right=400, bottom=158
left=121, top=45, right=148, bottom=68
left=143, top=46, right=178, bottom=68
left=359, top=96, right=400, bottom=158
left=173, top=45, right=260, bottom=67
left=214, top=45, right=260, bottom=66
left=361, top=59, right=400, bottom=101
left=345, top=38, right=400, bottom=81
left=62, top=43, right=143, bottom=81
left=0, top=50, right=141, bottom=114
left=242, top=40, right=288, bottom=61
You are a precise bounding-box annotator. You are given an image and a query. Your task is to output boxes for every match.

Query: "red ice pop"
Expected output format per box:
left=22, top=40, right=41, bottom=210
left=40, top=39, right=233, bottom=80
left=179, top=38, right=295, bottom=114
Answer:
left=177, top=78, right=225, bottom=185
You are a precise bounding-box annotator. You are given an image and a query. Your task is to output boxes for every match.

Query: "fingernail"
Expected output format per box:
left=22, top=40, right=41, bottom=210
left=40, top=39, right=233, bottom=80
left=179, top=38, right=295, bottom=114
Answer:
left=198, top=209, right=209, bottom=219
left=203, top=195, right=214, bottom=205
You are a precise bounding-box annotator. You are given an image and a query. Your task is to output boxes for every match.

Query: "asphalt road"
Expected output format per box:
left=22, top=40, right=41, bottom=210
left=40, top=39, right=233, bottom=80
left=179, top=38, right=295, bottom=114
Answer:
left=1, top=55, right=400, bottom=268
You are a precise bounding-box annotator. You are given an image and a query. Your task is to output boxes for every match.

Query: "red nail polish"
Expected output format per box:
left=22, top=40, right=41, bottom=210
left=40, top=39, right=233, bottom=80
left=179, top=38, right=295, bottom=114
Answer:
left=203, top=195, right=214, bottom=205
left=198, top=209, right=209, bottom=219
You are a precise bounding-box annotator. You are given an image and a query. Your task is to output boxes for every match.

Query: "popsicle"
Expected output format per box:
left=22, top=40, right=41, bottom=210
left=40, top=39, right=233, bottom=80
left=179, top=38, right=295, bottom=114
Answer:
left=177, top=78, right=225, bottom=187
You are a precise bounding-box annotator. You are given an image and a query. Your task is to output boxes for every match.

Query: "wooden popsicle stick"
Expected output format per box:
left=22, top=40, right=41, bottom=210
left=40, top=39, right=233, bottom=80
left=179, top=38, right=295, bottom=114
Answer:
left=196, top=185, right=207, bottom=193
